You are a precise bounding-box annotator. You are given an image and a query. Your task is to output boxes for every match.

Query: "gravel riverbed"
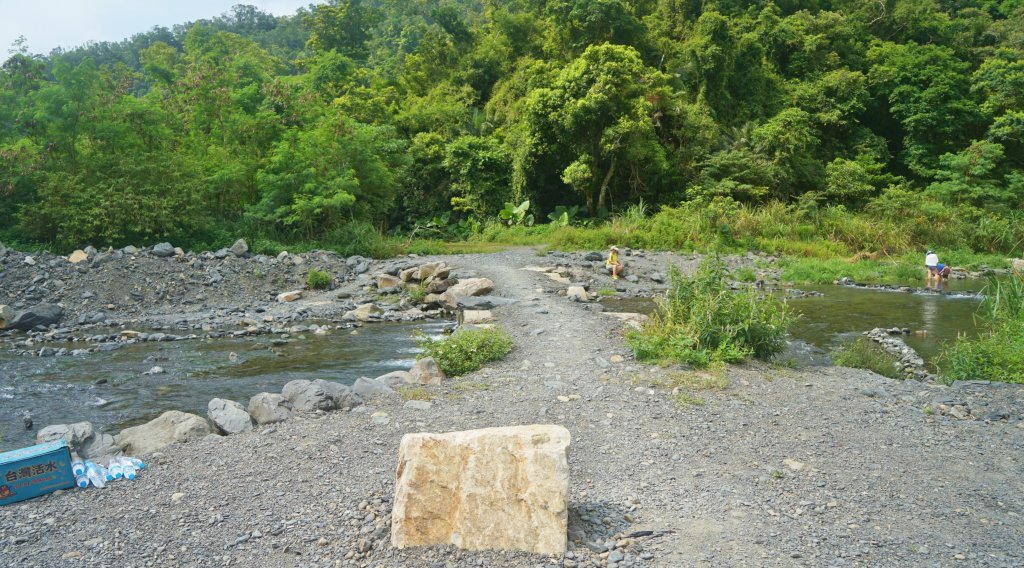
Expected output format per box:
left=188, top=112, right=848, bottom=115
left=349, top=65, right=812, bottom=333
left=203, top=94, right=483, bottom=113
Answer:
left=2, top=247, right=1022, bottom=567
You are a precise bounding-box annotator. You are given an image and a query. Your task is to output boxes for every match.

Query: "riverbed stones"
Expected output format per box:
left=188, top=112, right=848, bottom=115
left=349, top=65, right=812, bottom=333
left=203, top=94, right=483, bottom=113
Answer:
left=461, top=310, right=493, bottom=324
left=229, top=239, right=248, bottom=257
left=36, top=422, right=95, bottom=449
left=391, top=424, right=571, bottom=555
left=567, top=286, right=589, bottom=302
left=399, top=267, right=419, bottom=282
left=346, top=255, right=370, bottom=275
left=277, top=290, right=302, bottom=303
left=116, top=411, right=211, bottom=455
left=375, top=370, right=413, bottom=388
left=36, top=422, right=119, bottom=461
left=68, top=250, right=89, bottom=263
left=416, top=261, right=450, bottom=281
left=9, top=303, right=63, bottom=331
left=207, top=398, right=253, bottom=435
left=344, top=303, right=383, bottom=321
left=352, top=377, right=396, bottom=398
left=0, top=305, right=12, bottom=329
left=282, top=379, right=361, bottom=412
left=247, top=393, right=293, bottom=424
left=377, top=274, right=402, bottom=289
left=409, top=357, right=446, bottom=385
left=442, top=278, right=494, bottom=308
left=151, top=243, right=175, bottom=257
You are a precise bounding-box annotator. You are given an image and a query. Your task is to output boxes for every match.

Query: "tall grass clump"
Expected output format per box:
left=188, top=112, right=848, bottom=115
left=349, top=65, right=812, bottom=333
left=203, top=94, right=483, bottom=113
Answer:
left=936, top=272, right=1024, bottom=384
left=831, top=337, right=904, bottom=379
left=416, top=326, right=514, bottom=376
left=626, top=257, right=796, bottom=366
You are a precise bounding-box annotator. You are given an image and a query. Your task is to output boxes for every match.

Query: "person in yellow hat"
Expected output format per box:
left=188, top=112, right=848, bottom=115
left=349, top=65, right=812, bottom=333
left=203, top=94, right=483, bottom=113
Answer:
left=606, top=245, right=624, bottom=280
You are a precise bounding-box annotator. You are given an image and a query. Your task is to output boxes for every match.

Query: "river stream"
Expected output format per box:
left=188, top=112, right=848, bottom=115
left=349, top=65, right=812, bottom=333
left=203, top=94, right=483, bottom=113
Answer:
left=0, top=321, right=448, bottom=451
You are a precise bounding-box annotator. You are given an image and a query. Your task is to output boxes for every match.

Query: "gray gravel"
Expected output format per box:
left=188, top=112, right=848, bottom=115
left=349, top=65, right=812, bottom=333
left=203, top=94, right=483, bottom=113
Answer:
left=2, top=247, right=1023, bottom=567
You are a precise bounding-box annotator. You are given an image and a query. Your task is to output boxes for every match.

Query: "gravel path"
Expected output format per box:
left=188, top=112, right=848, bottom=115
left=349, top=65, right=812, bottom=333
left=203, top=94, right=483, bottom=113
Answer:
left=2, top=248, right=1023, bottom=568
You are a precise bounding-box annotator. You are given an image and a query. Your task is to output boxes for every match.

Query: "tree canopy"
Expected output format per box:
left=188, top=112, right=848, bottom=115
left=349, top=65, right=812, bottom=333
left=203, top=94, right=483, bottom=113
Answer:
left=1, top=0, right=1022, bottom=251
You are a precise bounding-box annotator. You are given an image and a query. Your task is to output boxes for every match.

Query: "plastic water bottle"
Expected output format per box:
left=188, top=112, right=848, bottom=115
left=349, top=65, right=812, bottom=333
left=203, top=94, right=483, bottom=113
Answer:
left=75, top=473, right=89, bottom=488
left=117, top=457, right=137, bottom=480
left=106, top=460, right=123, bottom=481
left=126, top=456, right=145, bottom=470
left=85, top=461, right=106, bottom=489
left=71, top=456, right=85, bottom=477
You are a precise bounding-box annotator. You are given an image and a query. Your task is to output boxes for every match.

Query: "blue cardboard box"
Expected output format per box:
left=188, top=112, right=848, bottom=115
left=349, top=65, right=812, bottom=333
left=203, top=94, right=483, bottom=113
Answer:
left=0, top=439, right=75, bottom=505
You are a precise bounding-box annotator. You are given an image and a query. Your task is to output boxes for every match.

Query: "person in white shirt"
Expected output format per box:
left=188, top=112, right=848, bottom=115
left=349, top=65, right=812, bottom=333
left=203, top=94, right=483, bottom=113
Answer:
left=925, top=250, right=939, bottom=282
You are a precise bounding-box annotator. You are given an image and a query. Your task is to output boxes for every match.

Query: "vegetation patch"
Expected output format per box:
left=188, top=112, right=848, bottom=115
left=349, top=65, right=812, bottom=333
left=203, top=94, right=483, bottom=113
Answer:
left=831, top=337, right=904, bottom=380
left=305, top=268, right=331, bottom=290
left=396, top=386, right=434, bottom=402
left=416, top=326, right=514, bottom=377
left=626, top=257, right=795, bottom=367
left=936, top=273, right=1024, bottom=384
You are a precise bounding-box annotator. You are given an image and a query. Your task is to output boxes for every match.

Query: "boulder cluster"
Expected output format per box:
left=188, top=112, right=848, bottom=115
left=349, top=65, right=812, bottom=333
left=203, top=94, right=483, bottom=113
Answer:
left=36, top=357, right=449, bottom=463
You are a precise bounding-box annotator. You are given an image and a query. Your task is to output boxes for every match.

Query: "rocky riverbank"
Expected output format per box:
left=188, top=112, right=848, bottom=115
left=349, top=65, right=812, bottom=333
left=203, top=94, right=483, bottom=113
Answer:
left=2, top=246, right=1023, bottom=567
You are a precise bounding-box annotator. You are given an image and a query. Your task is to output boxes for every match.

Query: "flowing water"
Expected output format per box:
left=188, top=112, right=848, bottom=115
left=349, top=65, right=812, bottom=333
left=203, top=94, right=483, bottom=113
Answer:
left=0, top=321, right=448, bottom=451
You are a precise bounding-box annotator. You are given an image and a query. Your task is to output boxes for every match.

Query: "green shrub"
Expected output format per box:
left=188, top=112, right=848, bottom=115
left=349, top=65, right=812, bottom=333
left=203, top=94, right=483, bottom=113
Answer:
left=417, top=326, right=514, bottom=376
left=936, top=273, right=1024, bottom=384
left=626, top=257, right=795, bottom=366
left=306, top=268, right=331, bottom=290
left=831, top=337, right=904, bottom=379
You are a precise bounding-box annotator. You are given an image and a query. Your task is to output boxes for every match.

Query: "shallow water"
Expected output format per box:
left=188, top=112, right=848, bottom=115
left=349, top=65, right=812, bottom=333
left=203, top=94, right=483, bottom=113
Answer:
left=0, top=321, right=448, bottom=451
left=600, top=279, right=988, bottom=368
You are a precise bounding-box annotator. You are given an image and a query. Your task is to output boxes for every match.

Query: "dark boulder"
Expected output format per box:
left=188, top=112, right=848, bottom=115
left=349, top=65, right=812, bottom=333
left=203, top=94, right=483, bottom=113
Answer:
left=9, top=303, right=63, bottom=331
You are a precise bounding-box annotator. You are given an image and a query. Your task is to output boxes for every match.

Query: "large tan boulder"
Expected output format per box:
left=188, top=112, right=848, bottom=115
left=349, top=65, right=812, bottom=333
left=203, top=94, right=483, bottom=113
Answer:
left=116, top=411, right=211, bottom=455
left=391, top=425, right=571, bottom=555
left=441, top=278, right=494, bottom=309
left=68, top=250, right=89, bottom=263
left=1012, top=258, right=1024, bottom=273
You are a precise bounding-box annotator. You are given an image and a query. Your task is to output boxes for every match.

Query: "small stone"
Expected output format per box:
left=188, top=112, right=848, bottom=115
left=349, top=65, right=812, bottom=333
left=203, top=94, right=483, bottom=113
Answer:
left=317, top=537, right=329, bottom=547
left=171, top=493, right=185, bottom=503
left=610, top=355, right=624, bottom=363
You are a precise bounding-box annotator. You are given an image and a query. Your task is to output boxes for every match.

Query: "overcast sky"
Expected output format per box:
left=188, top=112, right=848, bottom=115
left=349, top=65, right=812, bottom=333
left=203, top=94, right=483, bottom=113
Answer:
left=1, top=0, right=311, bottom=56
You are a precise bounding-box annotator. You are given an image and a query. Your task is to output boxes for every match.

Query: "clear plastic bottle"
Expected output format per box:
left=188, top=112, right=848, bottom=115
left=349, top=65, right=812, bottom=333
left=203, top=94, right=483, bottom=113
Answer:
left=85, top=461, right=106, bottom=488
left=75, top=473, right=89, bottom=488
left=118, top=457, right=137, bottom=480
left=125, top=456, right=145, bottom=470
left=105, top=460, right=123, bottom=481
left=71, top=456, right=85, bottom=477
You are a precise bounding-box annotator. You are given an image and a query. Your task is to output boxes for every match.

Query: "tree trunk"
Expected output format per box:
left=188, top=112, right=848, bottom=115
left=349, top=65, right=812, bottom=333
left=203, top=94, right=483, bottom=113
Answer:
left=597, top=155, right=617, bottom=211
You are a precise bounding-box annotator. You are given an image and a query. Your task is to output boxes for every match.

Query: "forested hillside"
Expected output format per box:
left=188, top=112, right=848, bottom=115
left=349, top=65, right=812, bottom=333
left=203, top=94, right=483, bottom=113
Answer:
left=1, top=0, right=1022, bottom=255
